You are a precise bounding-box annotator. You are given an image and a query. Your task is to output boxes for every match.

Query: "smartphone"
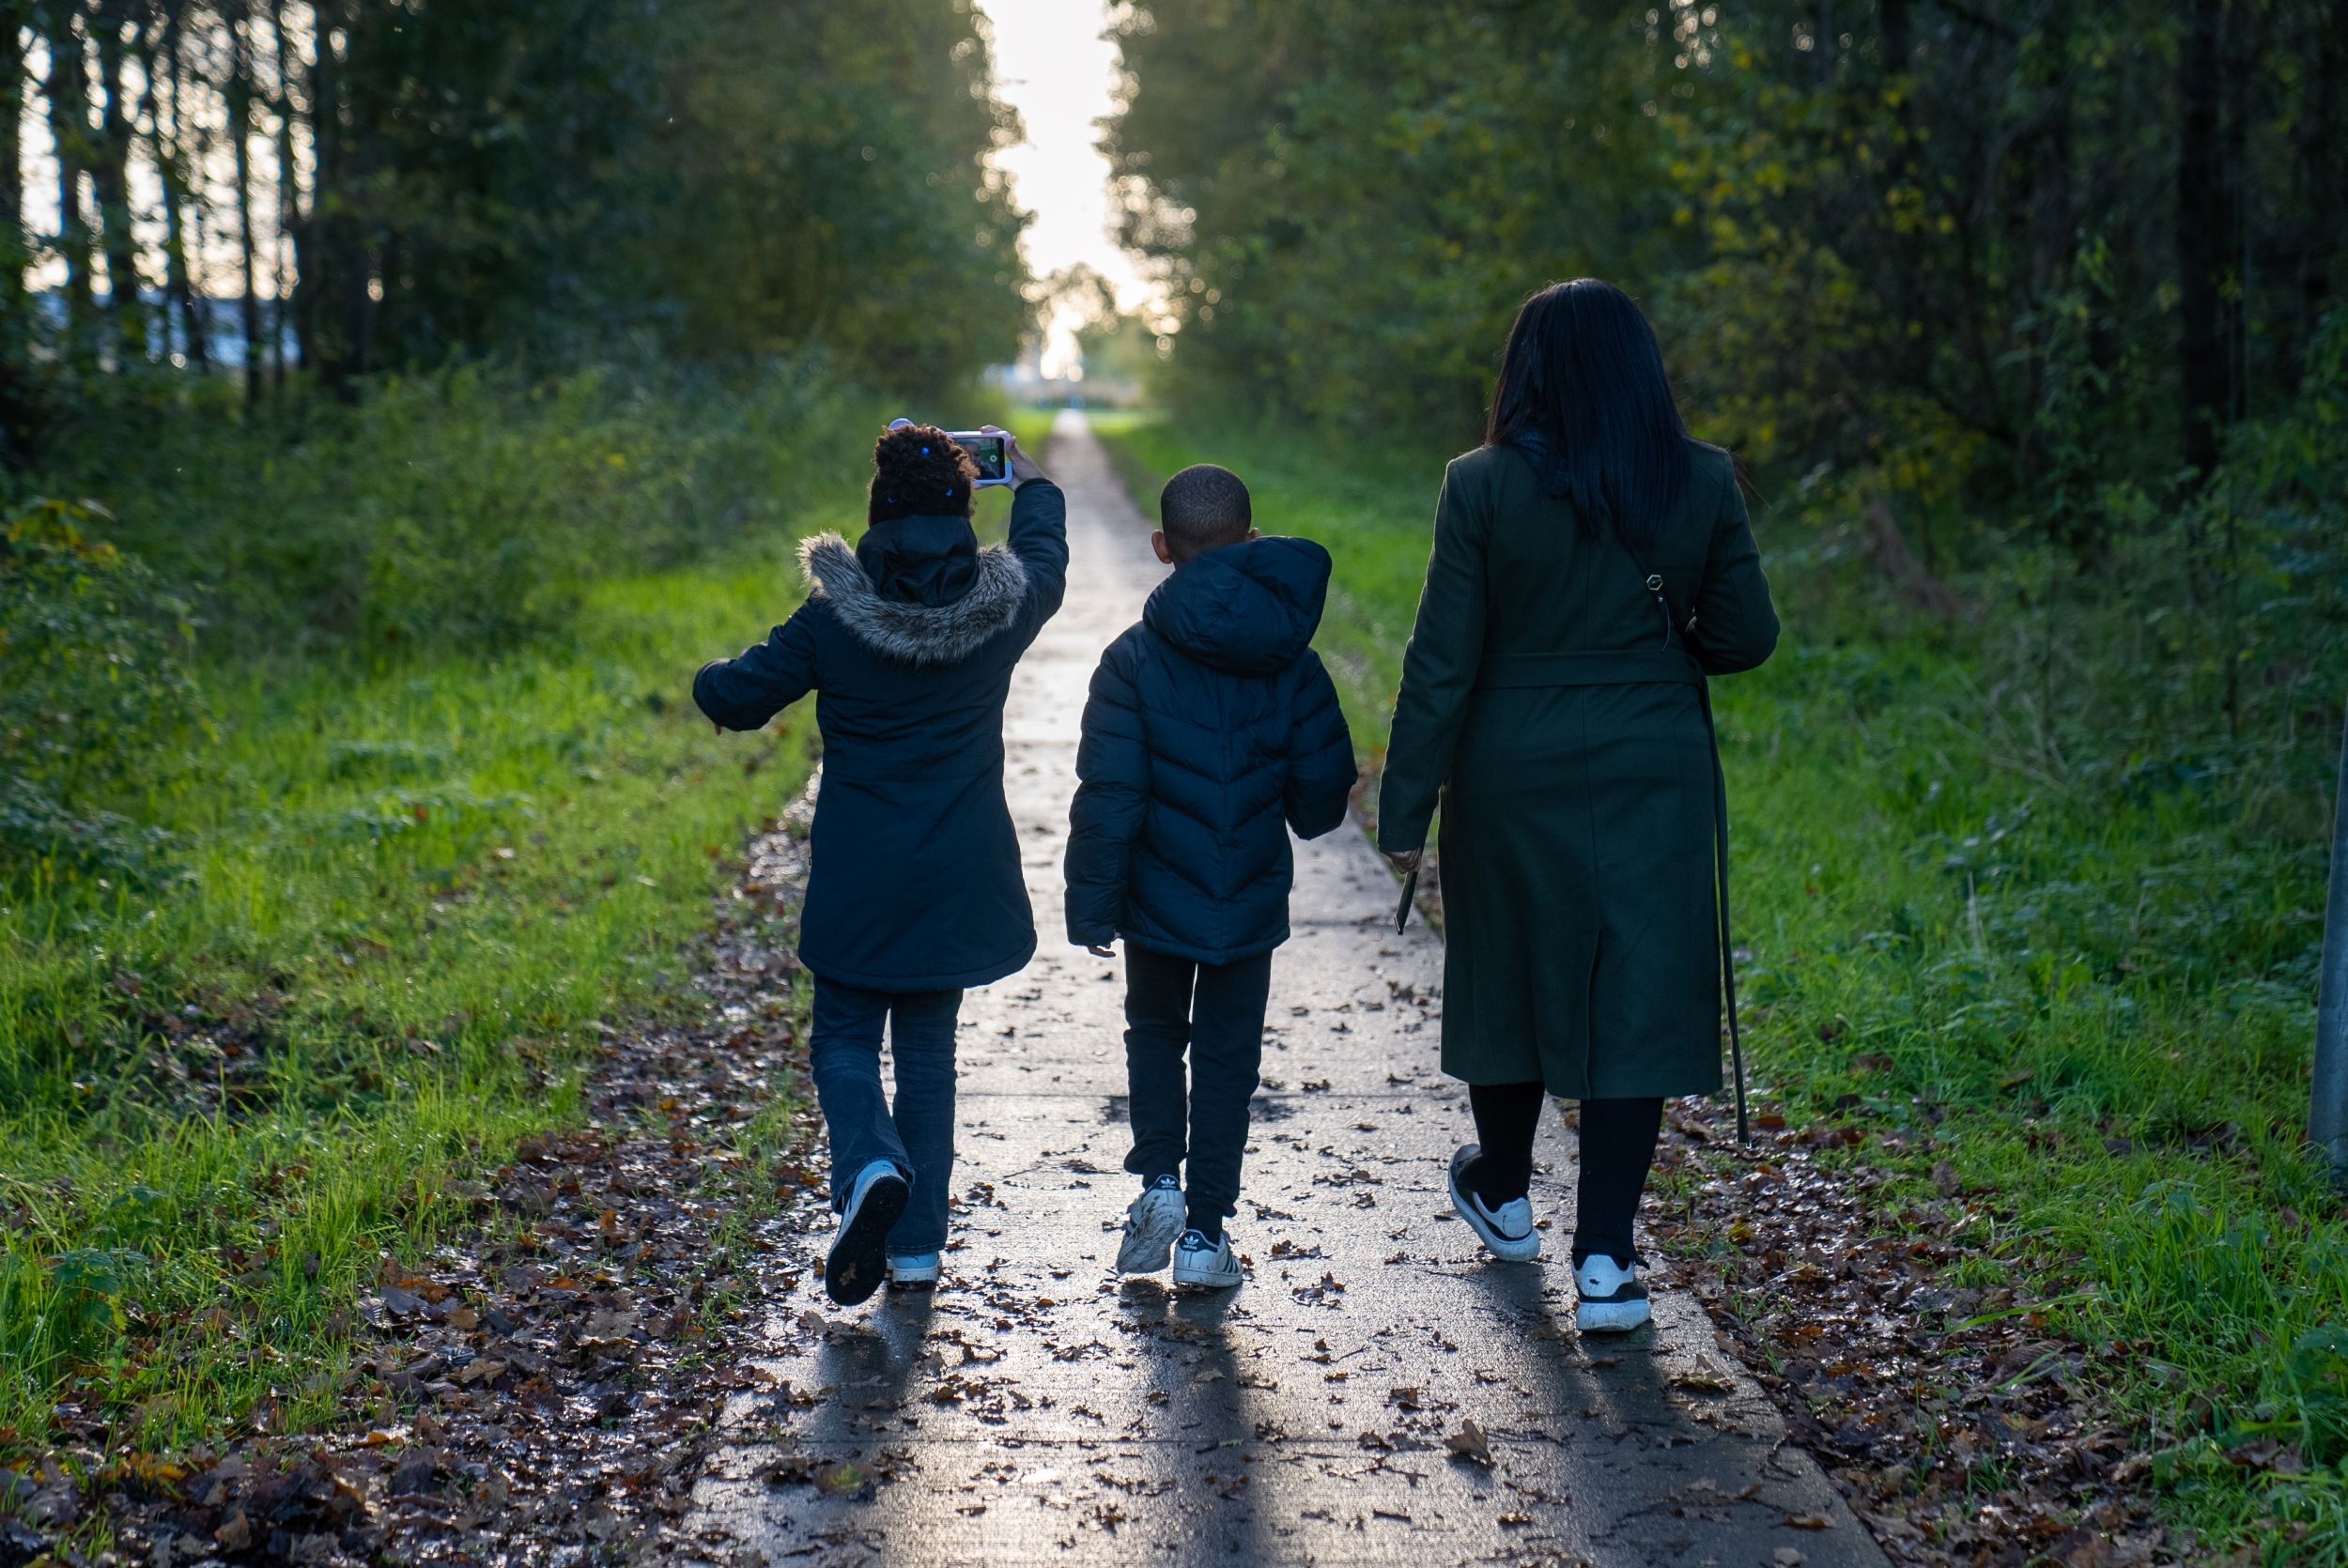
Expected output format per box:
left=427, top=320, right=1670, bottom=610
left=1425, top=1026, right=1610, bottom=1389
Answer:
left=947, top=430, right=1014, bottom=487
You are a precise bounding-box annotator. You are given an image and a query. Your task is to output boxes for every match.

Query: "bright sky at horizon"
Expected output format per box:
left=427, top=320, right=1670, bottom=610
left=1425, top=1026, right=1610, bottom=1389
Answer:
left=978, top=0, right=1152, bottom=376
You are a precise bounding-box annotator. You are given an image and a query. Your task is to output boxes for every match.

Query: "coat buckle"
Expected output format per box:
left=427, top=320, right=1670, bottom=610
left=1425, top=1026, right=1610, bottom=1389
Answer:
left=1645, top=573, right=1663, bottom=592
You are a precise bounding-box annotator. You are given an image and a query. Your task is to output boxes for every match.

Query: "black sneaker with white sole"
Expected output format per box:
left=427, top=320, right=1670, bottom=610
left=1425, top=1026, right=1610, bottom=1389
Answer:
left=1574, top=1252, right=1651, bottom=1333
left=826, top=1159, right=909, bottom=1306
left=1446, top=1145, right=1541, bottom=1263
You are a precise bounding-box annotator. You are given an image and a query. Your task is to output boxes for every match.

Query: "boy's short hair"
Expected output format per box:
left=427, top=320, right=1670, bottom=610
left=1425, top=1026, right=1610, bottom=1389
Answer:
left=871, top=423, right=979, bottom=524
left=1159, top=464, right=1252, bottom=558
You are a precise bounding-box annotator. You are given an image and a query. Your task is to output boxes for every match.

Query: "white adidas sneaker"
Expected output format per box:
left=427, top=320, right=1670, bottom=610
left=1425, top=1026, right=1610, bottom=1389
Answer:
left=1117, top=1175, right=1187, bottom=1274
left=1575, top=1253, right=1651, bottom=1334
left=1171, top=1228, right=1242, bottom=1289
left=1446, top=1145, right=1541, bottom=1263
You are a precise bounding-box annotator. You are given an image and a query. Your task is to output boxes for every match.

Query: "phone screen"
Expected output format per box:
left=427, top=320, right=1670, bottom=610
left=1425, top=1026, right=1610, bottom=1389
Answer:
left=957, top=436, right=1008, bottom=481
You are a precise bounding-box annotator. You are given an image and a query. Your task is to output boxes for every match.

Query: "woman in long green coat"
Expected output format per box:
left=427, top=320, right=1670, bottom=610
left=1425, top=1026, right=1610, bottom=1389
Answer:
left=1379, top=280, right=1778, bottom=1333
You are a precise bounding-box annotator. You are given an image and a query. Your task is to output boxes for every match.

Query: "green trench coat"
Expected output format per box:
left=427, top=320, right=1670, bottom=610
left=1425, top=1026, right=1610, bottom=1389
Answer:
left=1377, top=442, right=1779, bottom=1099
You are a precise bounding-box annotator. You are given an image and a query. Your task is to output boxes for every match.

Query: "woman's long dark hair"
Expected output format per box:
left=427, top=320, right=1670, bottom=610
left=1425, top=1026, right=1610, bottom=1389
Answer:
left=1483, top=279, right=1692, bottom=547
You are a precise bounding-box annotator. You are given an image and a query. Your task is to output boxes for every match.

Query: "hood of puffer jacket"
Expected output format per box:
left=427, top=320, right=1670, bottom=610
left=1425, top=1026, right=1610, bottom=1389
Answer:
left=798, top=518, right=1028, bottom=667
left=1142, top=535, right=1332, bottom=677
left=854, top=514, right=981, bottom=607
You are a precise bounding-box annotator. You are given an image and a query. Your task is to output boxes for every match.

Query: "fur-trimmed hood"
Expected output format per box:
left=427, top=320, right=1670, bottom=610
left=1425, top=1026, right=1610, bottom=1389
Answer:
left=798, top=529, right=1030, bottom=668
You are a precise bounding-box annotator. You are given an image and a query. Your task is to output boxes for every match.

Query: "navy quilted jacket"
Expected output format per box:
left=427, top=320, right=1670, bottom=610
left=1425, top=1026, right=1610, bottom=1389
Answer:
left=1066, top=535, right=1357, bottom=963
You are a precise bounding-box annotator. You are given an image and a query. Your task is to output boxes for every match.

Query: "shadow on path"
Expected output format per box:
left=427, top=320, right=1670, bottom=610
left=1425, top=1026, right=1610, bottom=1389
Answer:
left=685, top=412, right=1887, bottom=1568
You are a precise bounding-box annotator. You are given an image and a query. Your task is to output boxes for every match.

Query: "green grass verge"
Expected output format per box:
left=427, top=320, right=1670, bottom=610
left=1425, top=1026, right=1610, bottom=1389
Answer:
left=0, top=415, right=1038, bottom=1464
left=0, top=548, right=816, bottom=1457
left=1094, top=413, right=2348, bottom=1556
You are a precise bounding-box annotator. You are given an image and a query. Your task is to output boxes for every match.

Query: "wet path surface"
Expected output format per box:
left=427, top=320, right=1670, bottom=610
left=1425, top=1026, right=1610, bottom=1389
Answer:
left=686, top=413, right=1888, bottom=1567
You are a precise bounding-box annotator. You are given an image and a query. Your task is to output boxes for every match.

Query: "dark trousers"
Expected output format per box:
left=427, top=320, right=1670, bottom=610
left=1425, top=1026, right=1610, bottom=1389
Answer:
left=1461, top=1083, right=1661, bottom=1266
left=808, top=976, right=963, bottom=1256
left=1121, top=944, right=1273, bottom=1238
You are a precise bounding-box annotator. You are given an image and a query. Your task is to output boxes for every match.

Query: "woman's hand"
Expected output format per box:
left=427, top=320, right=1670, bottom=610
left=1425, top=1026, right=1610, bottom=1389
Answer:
left=1086, top=943, right=1116, bottom=959
left=1384, top=847, right=1423, bottom=875
left=982, top=423, right=1049, bottom=486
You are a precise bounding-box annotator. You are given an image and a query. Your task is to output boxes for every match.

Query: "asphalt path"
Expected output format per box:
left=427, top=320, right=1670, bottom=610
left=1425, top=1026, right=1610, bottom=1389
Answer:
left=685, top=411, right=1887, bottom=1568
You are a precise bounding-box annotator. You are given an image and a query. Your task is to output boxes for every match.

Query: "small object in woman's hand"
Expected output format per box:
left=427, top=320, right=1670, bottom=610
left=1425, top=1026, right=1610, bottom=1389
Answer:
left=1395, top=868, right=1418, bottom=934
left=1087, top=943, right=1115, bottom=958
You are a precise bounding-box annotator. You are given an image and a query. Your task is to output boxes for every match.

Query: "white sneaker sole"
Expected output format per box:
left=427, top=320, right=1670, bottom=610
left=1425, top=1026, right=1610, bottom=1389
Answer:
left=887, top=1259, right=940, bottom=1290
left=1172, top=1257, right=1242, bottom=1289
left=1446, top=1164, right=1541, bottom=1264
left=1576, top=1297, right=1652, bottom=1334
left=1116, top=1189, right=1187, bottom=1274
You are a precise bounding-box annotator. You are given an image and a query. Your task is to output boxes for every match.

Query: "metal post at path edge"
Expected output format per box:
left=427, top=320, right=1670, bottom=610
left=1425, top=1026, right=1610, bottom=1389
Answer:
left=2312, top=697, right=2348, bottom=1185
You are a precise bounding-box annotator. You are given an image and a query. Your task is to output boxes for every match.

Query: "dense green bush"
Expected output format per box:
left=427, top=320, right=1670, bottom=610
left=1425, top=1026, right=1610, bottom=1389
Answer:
left=32, top=360, right=874, bottom=660
left=0, top=499, right=205, bottom=879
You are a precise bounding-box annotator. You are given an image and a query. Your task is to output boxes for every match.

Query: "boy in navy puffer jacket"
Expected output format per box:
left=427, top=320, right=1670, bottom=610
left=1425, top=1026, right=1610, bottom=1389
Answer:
left=1066, top=464, right=1356, bottom=1288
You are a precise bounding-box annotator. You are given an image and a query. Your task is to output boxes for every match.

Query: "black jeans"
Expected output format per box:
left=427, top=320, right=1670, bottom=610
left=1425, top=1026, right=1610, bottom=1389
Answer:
left=1461, top=1083, right=1661, bottom=1266
left=808, top=977, right=962, bottom=1256
left=1121, top=944, right=1273, bottom=1239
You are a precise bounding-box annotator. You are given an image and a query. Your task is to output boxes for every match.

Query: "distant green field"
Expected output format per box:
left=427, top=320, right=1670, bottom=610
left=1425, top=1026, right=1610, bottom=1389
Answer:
left=1095, top=414, right=2348, bottom=1556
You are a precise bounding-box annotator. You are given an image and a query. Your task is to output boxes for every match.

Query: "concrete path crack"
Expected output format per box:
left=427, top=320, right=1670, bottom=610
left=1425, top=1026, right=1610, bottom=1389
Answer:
left=686, top=411, right=1889, bottom=1568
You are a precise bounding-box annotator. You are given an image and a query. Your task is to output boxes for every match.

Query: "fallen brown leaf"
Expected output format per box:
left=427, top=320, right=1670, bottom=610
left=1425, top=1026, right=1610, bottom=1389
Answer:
left=1444, top=1419, right=1493, bottom=1466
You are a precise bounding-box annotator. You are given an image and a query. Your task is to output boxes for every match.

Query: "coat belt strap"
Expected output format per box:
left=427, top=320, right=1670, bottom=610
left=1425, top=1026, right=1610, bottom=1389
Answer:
left=1470, top=648, right=1749, bottom=1144
left=1474, top=650, right=1705, bottom=689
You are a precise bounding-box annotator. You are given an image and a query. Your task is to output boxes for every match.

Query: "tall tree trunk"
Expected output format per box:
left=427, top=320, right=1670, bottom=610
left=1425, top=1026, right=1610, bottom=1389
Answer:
left=228, top=0, right=262, bottom=399
left=327, top=3, right=378, bottom=390
left=2289, top=0, right=2343, bottom=367
left=2176, top=0, right=2234, bottom=484
left=268, top=0, right=299, bottom=389
left=2221, top=0, right=2253, bottom=425
left=91, top=0, right=144, bottom=361
left=296, top=0, right=338, bottom=391
left=121, top=1, right=165, bottom=355
left=0, top=1, right=25, bottom=319
left=2031, top=0, right=2097, bottom=558
left=42, top=0, right=96, bottom=363
left=156, top=0, right=209, bottom=371
left=0, top=0, right=36, bottom=461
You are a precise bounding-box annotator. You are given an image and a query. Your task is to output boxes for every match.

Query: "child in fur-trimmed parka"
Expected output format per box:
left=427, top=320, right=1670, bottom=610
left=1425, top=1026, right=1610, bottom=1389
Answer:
left=1065, top=462, right=1356, bottom=1289
left=695, top=423, right=1067, bottom=1307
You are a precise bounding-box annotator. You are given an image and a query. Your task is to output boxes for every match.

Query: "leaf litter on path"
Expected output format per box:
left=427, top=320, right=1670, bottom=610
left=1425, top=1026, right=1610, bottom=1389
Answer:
left=49, top=796, right=827, bottom=1566
left=1647, top=1098, right=2179, bottom=1566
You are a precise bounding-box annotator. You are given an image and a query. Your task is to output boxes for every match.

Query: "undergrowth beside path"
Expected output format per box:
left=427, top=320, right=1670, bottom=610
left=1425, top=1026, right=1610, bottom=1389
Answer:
left=0, top=552, right=823, bottom=1483
left=1094, top=411, right=2348, bottom=1563
left=0, top=370, right=1056, bottom=1557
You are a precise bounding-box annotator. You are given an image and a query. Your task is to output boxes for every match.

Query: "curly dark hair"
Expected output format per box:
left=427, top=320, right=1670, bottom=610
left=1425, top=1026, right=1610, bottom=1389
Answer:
left=869, top=423, right=980, bottom=524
